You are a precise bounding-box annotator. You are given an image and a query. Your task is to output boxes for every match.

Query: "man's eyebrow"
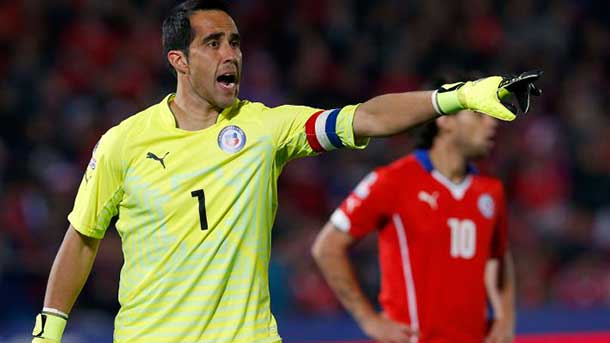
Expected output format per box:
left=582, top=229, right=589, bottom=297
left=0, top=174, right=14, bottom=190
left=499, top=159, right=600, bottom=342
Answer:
left=229, top=33, right=240, bottom=41
left=202, top=32, right=224, bottom=43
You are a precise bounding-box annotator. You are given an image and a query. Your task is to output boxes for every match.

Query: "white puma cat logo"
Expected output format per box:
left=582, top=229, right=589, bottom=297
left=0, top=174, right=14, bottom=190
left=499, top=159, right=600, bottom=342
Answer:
left=418, top=191, right=439, bottom=210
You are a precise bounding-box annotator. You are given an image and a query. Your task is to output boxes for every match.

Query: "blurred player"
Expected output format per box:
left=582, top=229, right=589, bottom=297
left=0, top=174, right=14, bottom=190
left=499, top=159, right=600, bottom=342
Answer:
left=31, top=0, right=538, bottom=342
left=313, top=110, right=516, bottom=343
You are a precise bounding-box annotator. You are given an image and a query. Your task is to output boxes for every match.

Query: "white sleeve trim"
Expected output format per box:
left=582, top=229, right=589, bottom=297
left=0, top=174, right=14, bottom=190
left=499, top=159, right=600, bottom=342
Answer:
left=330, top=209, right=351, bottom=232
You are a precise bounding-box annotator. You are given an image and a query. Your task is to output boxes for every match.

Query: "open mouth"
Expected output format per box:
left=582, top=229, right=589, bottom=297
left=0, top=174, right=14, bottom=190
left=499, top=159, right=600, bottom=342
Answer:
left=217, top=73, right=237, bottom=88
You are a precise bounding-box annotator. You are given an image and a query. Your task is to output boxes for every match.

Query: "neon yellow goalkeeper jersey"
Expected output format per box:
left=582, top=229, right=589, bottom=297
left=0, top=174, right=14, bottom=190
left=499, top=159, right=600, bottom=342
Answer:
left=68, top=94, right=366, bottom=343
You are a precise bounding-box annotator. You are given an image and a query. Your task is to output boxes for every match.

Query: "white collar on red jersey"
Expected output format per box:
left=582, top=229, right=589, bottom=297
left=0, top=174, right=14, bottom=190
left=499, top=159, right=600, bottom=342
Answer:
left=430, top=170, right=472, bottom=200
left=414, top=149, right=475, bottom=200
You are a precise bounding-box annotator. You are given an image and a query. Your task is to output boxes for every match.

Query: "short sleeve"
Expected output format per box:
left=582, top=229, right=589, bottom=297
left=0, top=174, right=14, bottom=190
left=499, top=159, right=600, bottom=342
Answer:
left=267, top=104, right=369, bottom=165
left=491, top=183, right=508, bottom=258
left=330, top=168, right=391, bottom=239
left=67, top=126, right=125, bottom=239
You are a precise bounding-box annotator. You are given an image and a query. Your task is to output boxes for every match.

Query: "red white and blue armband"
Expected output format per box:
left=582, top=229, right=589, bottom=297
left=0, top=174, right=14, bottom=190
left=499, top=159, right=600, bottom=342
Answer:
left=305, top=109, right=345, bottom=152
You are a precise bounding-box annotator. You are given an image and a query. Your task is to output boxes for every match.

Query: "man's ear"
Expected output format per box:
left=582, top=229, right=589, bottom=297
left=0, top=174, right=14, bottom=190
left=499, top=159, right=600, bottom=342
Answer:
left=167, top=50, right=189, bottom=75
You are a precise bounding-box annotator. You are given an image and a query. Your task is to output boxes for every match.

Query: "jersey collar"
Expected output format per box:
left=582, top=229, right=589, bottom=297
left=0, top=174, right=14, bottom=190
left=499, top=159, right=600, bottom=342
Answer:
left=159, top=94, right=238, bottom=130
left=414, top=149, right=478, bottom=175
left=414, top=149, right=477, bottom=200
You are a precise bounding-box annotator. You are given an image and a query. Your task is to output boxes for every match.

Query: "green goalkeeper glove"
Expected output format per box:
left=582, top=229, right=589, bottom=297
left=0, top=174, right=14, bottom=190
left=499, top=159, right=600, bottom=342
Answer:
left=32, top=311, right=68, bottom=343
left=33, top=338, right=60, bottom=343
left=433, top=70, right=543, bottom=121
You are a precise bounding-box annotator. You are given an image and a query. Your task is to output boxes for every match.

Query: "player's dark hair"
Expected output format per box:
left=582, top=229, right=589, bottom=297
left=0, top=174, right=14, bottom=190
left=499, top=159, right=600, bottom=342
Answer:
left=412, top=76, right=444, bottom=149
left=162, top=0, right=231, bottom=76
left=413, top=72, right=483, bottom=149
left=412, top=119, right=439, bottom=149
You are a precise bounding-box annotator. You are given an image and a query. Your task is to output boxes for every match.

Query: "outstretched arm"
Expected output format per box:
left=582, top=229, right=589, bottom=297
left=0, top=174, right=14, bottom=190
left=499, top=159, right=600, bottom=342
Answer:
left=312, top=222, right=415, bottom=343
left=353, top=71, right=543, bottom=139
left=32, top=225, right=100, bottom=342
left=353, top=91, right=437, bottom=138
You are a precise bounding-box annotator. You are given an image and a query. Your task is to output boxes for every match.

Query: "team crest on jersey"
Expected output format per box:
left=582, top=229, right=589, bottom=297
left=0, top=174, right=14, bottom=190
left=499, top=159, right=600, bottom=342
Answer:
left=84, top=140, right=100, bottom=184
left=218, top=125, right=246, bottom=153
left=88, top=140, right=100, bottom=170
left=88, top=157, right=97, bottom=170
left=478, top=193, right=495, bottom=219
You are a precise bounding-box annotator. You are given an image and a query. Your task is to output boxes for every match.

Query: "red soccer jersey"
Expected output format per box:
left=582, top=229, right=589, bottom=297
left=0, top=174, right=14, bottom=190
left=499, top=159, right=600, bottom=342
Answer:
left=331, top=150, right=508, bottom=343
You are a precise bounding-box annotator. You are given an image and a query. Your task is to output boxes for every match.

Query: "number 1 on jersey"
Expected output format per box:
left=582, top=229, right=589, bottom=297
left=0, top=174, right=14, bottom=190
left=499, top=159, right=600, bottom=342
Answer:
left=191, top=189, right=208, bottom=230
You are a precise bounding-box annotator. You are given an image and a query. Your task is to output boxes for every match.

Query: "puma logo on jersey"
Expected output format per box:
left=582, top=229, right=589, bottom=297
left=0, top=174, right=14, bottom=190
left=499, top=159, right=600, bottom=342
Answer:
left=146, top=152, right=169, bottom=169
left=418, top=190, right=439, bottom=210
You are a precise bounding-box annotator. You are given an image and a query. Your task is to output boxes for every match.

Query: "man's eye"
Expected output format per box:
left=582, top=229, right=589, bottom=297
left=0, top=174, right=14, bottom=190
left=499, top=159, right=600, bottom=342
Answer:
left=208, top=41, right=219, bottom=47
left=231, top=40, right=240, bottom=48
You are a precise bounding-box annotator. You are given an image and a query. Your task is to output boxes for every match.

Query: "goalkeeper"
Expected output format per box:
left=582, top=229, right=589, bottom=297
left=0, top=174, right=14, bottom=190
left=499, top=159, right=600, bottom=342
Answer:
left=31, top=1, right=542, bottom=342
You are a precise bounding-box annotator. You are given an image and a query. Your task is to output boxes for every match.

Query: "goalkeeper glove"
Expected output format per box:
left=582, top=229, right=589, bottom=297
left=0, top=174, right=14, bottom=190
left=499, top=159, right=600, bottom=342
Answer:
left=32, top=310, right=68, bottom=343
left=433, top=70, right=543, bottom=121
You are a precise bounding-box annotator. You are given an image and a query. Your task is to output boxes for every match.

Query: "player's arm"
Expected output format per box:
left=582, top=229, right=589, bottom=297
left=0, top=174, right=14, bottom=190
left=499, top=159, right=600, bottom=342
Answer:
left=485, top=251, right=516, bottom=343
left=32, top=225, right=100, bottom=343
left=32, top=125, right=123, bottom=342
left=354, top=90, right=437, bottom=138
left=353, top=71, right=543, bottom=138
left=312, top=222, right=414, bottom=343
left=44, top=225, right=100, bottom=313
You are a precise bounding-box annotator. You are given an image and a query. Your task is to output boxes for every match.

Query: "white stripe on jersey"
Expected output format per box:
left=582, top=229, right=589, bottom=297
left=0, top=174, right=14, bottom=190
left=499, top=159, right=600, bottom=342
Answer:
left=393, top=214, right=419, bottom=342
left=330, top=209, right=351, bottom=232
left=314, top=110, right=335, bottom=151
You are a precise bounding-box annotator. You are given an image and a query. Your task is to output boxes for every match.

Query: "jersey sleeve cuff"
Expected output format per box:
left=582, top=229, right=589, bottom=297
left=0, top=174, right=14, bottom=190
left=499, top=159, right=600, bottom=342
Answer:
left=339, top=104, right=370, bottom=150
left=330, top=209, right=351, bottom=232
left=67, top=214, right=106, bottom=239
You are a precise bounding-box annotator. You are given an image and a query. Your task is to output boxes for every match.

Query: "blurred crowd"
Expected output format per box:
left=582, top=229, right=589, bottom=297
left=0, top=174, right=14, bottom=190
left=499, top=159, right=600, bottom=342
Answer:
left=1, top=0, right=609, bottom=323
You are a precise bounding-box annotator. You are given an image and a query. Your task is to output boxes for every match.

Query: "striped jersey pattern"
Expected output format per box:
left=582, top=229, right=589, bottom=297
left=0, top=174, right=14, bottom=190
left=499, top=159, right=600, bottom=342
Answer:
left=68, top=95, right=366, bottom=343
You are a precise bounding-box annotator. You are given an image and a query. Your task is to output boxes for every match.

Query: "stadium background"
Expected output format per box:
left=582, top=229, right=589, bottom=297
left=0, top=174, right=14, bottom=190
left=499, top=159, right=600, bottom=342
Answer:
left=0, top=0, right=609, bottom=341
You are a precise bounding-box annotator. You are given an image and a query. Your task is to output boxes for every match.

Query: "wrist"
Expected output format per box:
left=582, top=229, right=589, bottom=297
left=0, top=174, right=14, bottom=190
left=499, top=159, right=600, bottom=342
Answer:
left=433, top=88, right=464, bottom=115
left=354, top=307, right=377, bottom=327
left=32, top=310, right=68, bottom=342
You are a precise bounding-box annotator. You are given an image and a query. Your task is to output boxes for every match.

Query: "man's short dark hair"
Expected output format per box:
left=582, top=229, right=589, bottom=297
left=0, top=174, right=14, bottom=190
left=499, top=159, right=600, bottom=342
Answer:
left=162, top=0, right=230, bottom=75
left=412, top=72, right=483, bottom=149
left=412, top=119, right=439, bottom=149
left=411, top=76, right=444, bottom=149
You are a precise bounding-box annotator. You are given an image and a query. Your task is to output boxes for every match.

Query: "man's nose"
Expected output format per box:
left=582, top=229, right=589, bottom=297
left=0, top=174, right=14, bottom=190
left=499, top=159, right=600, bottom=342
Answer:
left=220, top=42, right=238, bottom=62
left=485, top=115, right=498, bottom=129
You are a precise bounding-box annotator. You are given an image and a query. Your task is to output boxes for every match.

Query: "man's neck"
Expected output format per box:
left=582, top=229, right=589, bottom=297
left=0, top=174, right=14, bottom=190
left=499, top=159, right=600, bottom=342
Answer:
left=170, top=84, right=223, bottom=131
left=428, top=141, right=469, bottom=184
